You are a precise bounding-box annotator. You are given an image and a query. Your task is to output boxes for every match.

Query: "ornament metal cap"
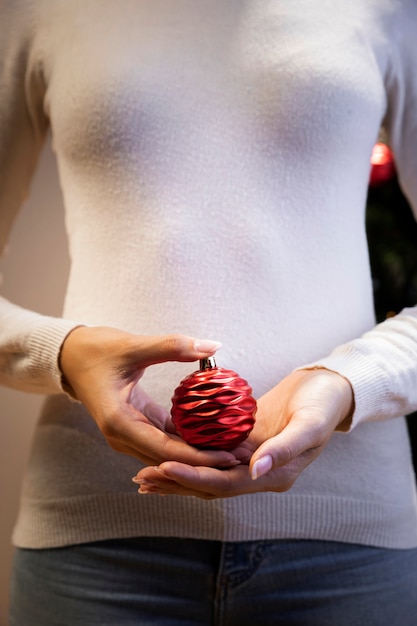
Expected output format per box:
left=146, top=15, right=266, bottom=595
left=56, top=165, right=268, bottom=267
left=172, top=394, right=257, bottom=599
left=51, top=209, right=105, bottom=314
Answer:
left=199, top=356, right=216, bottom=370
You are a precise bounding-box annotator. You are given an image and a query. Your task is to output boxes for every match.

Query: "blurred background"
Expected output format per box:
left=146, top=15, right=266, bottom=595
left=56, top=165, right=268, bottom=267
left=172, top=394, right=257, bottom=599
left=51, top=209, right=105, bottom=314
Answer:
left=0, top=139, right=416, bottom=624
left=366, top=144, right=417, bottom=472
left=0, top=141, right=70, bottom=624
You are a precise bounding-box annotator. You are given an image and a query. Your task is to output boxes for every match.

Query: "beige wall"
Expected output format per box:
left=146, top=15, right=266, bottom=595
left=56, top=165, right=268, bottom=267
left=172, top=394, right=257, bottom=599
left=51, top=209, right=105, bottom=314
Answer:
left=0, top=140, right=69, bottom=625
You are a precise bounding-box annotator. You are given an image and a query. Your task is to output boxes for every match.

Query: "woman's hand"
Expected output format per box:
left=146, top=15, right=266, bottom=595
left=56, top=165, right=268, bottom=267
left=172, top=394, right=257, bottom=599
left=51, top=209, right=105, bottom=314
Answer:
left=133, top=368, right=354, bottom=497
left=59, top=326, right=238, bottom=468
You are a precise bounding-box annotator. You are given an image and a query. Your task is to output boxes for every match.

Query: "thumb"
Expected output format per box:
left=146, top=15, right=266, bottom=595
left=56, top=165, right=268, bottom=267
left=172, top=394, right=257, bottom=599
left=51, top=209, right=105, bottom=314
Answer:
left=249, top=414, right=320, bottom=480
left=133, top=334, right=222, bottom=368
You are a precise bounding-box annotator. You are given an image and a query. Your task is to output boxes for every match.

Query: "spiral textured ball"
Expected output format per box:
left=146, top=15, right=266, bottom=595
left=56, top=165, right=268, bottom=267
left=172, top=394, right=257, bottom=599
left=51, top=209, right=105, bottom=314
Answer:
left=171, top=366, right=256, bottom=450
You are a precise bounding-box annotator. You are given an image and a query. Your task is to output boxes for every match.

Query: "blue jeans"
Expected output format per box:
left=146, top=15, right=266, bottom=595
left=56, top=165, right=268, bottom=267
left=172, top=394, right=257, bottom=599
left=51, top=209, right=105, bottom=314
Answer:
left=10, top=537, right=417, bottom=625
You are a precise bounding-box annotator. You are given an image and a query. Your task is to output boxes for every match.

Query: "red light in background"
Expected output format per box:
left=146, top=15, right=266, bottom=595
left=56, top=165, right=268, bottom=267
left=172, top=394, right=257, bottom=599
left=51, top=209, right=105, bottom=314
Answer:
left=369, top=143, right=396, bottom=187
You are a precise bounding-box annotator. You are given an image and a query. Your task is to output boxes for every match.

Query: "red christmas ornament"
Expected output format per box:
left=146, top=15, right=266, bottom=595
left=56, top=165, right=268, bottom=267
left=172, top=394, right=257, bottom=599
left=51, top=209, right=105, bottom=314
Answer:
left=369, top=142, right=396, bottom=187
left=171, top=357, right=256, bottom=450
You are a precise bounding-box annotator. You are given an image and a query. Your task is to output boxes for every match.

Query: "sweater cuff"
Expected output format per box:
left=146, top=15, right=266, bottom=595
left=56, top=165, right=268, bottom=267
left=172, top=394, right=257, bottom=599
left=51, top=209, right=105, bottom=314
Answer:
left=298, top=344, right=392, bottom=431
left=27, top=319, right=84, bottom=395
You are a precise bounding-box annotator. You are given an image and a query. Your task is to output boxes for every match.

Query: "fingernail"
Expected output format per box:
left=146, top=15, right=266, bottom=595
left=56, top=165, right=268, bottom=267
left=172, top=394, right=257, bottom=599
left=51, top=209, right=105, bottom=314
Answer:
left=138, top=486, right=156, bottom=494
left=139, top=486, right=168, bottom=496
left=218, top=458, right=241, bottom=469
left=194, top=339, right=222, bottom=353
left=251, top=454, right=273, bottom=480
left=132, top=477, right=155, bottom=487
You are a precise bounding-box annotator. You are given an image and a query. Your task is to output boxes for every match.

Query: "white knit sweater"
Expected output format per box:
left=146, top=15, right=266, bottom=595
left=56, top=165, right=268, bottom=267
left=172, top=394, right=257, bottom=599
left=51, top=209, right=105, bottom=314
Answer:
left=1, top=0, right=417, bottom=549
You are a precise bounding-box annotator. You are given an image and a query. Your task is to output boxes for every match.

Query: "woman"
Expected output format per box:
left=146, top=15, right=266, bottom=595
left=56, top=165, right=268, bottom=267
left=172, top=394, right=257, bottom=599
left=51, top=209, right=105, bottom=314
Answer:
left=2, top=1, right=417, bottom=623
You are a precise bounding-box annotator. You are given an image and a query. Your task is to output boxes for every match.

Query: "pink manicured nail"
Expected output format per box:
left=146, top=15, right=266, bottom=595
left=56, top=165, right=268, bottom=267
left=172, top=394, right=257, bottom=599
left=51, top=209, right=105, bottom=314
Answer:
left=251, top=455, right=273, bottom=480
left=194, top=339, right=222, bottom=353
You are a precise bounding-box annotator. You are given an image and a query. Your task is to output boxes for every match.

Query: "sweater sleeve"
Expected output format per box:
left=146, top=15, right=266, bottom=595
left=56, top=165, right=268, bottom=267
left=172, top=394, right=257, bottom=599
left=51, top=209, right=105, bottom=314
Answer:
left=0, top=0, right=80, bottom=395
left=302, top=0, right=417, bottom=430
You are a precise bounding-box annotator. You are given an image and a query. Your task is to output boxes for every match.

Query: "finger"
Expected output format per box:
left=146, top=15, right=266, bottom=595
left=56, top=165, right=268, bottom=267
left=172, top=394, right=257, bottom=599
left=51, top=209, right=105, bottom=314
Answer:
left=112, top=442, right=160, bottom=467
left=112, top=413, right=239, bottom=468
left=230, top=437, right=258, bottom=463
left=249, top=412, right=326, bottom=480
left=133, top=466, right=218, bottom=498
left=128, top=334, right=222, bottom=369
left=109, top=430, right=239, bottom=469
left=133, top=464, right=226, bottom=498
left=151, top=461, right=256, bottom=497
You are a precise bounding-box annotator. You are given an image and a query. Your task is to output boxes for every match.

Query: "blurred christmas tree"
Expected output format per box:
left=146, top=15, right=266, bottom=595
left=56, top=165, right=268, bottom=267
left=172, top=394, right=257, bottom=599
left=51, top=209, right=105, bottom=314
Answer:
left=366, top=145, right=417, bottom=472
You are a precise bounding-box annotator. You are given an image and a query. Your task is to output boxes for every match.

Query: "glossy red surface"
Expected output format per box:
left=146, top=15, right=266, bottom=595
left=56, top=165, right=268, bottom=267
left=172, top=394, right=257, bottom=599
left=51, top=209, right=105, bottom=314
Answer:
left=171, top=366, right=256, bottom=450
